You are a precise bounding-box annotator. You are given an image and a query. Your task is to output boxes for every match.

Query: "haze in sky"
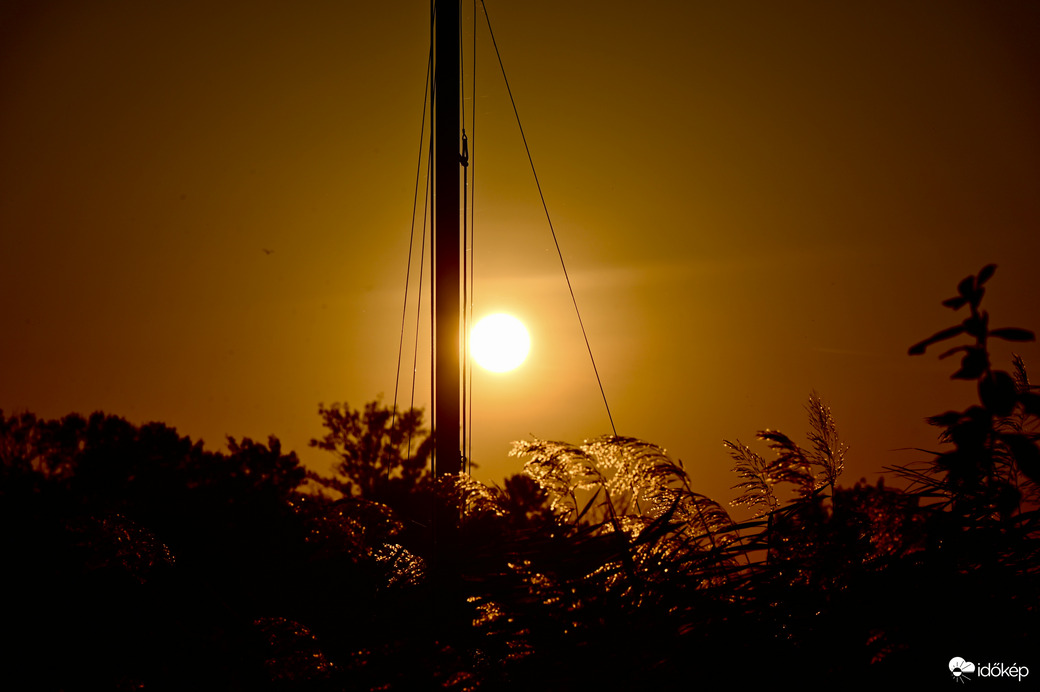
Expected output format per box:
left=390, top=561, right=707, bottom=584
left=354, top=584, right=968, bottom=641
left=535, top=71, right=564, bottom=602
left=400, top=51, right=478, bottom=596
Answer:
left=3, top=0, right=1039, bottom=505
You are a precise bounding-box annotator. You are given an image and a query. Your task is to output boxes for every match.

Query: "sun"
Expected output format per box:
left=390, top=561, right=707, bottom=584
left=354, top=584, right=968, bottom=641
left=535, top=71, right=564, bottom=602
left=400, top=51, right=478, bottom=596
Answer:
left=470, top=313, right=530, bottom=372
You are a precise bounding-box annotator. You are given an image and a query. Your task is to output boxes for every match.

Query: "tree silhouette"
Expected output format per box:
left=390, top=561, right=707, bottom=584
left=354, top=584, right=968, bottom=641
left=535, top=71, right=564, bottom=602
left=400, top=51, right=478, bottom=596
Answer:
left=0, top=410, right=311, bottom=689
left=4, top=267, right=1039, bottom=689
left=308, top=400, right=433, bottom=506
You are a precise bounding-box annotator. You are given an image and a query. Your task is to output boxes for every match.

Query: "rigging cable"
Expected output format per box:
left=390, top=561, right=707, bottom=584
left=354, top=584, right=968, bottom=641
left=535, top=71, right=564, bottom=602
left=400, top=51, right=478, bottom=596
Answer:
left=408, top=150, right=433, bottom=461
left=478, top=0, right=618, bottom=437
left=390, top=43, right=433, bottom=479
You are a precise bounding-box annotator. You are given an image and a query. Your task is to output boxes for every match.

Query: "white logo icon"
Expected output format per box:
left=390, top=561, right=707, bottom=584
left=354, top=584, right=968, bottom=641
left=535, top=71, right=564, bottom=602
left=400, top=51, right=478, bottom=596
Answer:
left=950, top=657, right=975, bottom=682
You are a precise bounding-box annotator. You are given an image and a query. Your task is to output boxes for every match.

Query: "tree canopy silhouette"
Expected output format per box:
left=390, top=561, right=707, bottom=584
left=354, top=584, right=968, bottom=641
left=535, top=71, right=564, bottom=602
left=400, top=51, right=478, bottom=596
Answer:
left=3, top=266, right=1039, bottom=689
left=308, top=400, right=433, bottom=504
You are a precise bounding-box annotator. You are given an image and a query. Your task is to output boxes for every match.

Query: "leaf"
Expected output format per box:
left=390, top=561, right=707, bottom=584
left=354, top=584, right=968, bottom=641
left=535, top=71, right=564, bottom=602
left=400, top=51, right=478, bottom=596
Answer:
left=951, top=348, right=988, bottom=380
left=575, top=486, right=604, bottom=523
left=977, top=263, right=997, bottom=286
left=988, top=327, right=1036, bottom=343
left=941, top=296, right=969, bottom=310
left=925, top=411, right=963, bottom=428
left=938, top=345, right=970, bottom=360
left=957, top=274, right=975, bottom=299
left=907, top=324, right=966, bottom=355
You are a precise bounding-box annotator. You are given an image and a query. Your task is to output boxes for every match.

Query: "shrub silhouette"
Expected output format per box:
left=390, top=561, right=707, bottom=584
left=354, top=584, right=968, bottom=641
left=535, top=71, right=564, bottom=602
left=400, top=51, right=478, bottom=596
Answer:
left=4, top=266, right=1040, bottom=689
left=903, top=264, right=1040, bottom=520
left=1, top=411, right=312, bottom=689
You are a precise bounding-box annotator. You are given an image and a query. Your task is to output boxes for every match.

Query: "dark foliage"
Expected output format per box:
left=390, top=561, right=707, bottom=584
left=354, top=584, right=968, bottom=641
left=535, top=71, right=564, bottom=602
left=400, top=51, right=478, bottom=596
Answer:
left=308, top=400, right=433, bottom=507
left=3, top=266, right=1038, bottom=689
left=1, top=412, right=309, bottom=689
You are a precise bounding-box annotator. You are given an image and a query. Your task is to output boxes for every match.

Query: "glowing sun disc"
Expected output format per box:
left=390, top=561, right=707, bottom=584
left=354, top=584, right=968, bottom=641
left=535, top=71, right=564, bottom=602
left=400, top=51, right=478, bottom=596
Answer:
left=471, top=313, right=530, bottom=372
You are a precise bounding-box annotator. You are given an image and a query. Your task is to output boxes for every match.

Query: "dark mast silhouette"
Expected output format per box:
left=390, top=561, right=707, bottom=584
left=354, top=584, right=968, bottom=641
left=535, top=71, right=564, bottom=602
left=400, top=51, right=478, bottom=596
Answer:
left=433, top=0, right=462, bottom=480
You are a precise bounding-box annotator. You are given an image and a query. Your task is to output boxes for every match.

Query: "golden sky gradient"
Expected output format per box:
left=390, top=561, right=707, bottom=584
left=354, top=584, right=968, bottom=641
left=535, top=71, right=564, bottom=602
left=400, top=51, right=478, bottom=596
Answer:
left=3, top=0, right=1039, bottom=506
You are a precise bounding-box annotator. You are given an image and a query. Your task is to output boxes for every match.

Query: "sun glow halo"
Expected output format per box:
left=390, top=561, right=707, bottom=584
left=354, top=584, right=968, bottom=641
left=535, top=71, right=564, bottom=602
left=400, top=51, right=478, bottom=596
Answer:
left=470, top=313, right=530, bottom=372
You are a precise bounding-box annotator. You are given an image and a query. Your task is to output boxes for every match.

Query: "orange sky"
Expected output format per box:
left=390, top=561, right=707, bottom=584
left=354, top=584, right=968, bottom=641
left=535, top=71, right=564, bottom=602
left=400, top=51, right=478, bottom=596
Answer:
left=3, top=0, right=1039, bottom=507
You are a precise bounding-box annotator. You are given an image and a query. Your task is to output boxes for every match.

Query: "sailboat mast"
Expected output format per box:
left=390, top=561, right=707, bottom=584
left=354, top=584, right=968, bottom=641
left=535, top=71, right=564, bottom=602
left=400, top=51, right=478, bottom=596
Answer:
left=433, top=0, right=462, bottom=479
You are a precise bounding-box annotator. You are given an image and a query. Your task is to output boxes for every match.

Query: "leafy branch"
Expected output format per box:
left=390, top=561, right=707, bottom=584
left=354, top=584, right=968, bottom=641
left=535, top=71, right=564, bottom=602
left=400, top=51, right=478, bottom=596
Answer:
left=902, top=264, right=1040, bottom=521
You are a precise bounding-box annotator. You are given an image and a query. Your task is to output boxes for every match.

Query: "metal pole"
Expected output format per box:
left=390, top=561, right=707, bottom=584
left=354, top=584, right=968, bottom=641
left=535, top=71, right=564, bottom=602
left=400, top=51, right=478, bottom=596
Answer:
left=433, top=0, right=461, bottom=479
